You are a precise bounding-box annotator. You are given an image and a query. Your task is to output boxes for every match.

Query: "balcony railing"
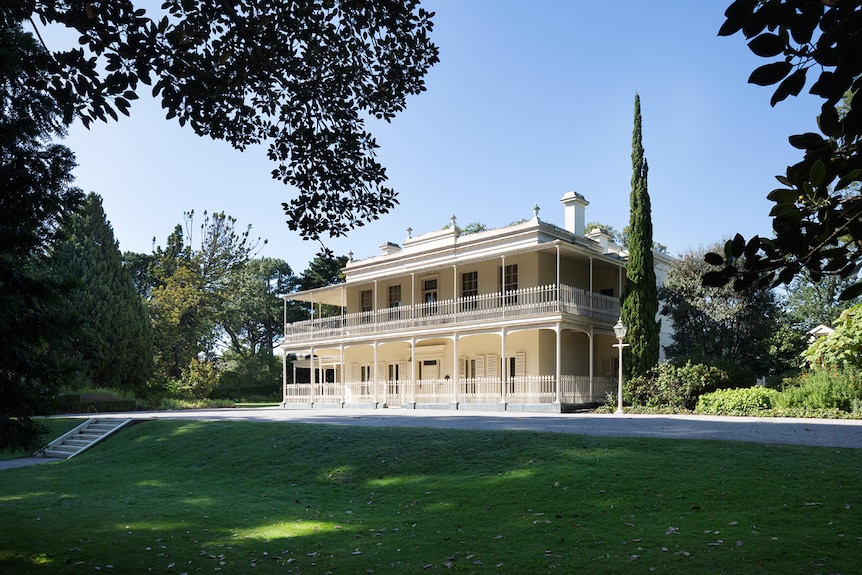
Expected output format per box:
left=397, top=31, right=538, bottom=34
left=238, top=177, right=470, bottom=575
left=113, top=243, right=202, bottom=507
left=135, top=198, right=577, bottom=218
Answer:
left=283, top=283, right=619, bottom=343
left=282, top=375, right=614, bottom=406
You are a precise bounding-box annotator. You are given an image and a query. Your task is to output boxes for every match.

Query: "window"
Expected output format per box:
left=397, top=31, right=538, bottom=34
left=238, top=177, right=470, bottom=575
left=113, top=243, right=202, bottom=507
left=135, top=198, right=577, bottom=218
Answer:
left=500, top=264, right=518, bottom=304
left=360, top=289, right=373, bottom=312
left=388, top=285, right=401, bottom=307
left=422, top=278, right=437, bottom=315
left=388, top=285, right=402, bottom=320
left=360, top=289, right=373, bottom=324
left=459, top=355, right=485, bottom=393
left=461, top=271, right=478, bottom=310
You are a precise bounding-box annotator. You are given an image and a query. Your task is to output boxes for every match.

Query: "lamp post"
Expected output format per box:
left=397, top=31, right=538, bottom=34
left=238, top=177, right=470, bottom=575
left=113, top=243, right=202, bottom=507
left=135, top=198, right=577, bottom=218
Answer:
left=612, top=318, right=629, bottom=414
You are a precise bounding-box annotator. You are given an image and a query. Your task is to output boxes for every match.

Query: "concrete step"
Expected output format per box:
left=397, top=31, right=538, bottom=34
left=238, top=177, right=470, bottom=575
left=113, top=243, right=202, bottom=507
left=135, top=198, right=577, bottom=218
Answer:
left=64, top=439, right=91, bottom=447
left=39, top=418, right=133, bottom=460
left=90, top=421, right=124, bottom=428
left=43, top=449, right=73, bottom=458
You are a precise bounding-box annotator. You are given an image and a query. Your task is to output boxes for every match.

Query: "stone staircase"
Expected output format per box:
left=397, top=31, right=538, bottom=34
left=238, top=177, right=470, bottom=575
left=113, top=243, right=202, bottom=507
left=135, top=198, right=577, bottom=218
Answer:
left=40, top=418, right=133, bottom=459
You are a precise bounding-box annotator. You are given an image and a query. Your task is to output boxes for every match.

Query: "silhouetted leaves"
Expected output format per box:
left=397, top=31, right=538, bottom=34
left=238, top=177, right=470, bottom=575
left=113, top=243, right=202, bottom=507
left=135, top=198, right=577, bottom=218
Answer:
left=6, top=1, right=439, bottom=241
left=747, top=33, right=786, bottom=57
left=748, top=61, right=792, bottom=86
left=710, top=0, right=862, bottom=301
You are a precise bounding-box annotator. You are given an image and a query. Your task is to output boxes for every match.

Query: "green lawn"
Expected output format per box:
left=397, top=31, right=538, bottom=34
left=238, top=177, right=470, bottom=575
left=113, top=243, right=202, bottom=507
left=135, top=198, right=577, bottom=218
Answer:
left=1, top=420, right=860, bottom=574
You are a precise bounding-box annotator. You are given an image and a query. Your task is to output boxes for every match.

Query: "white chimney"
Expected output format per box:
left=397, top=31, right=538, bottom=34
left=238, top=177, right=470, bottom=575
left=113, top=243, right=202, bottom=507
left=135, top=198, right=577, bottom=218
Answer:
left=380, top=241, right=401, bottom=256
left=560, top=191, right=589, bottom=236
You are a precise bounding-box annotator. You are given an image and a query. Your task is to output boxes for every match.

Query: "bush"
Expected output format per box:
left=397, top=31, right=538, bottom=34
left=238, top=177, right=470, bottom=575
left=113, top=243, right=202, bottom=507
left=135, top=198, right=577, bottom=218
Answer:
left=626, top=361, right=733, bottom=410
left=55, top=388, right=137, bottom=414
left=167, top=359, right=221, bottom=400
left=774, top=368, right=862, bottom=413
left=213, top=353, right=281, bottom=401
left=696, top=387, right=779, bottom=415
left=671, top=354, right=757, bottom=388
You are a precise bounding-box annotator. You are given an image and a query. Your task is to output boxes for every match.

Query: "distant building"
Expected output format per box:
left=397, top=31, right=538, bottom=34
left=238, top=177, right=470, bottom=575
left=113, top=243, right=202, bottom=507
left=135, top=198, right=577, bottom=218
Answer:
left=807, top=324, right=835, bottom=343
left=279, top=192, right=672, bottom=412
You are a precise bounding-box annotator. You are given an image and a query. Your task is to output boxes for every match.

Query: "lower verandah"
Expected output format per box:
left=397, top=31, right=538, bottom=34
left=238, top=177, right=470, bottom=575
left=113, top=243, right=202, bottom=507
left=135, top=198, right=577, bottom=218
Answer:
left=281, top=329, right=619, bottom=410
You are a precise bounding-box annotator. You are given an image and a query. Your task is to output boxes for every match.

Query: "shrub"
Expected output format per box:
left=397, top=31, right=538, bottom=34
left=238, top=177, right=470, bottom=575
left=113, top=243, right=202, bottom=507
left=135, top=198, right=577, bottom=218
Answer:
left=696, top=387, right=779, bottom=415
left=213, top=353, right=281, bottom=401
left=774, top=368, right=862, bottom=413
left=55, top=388, right=137, bottom=414
left=626, top=361, right=732, bottom=410
left=168, top=359, right=221, bottom=400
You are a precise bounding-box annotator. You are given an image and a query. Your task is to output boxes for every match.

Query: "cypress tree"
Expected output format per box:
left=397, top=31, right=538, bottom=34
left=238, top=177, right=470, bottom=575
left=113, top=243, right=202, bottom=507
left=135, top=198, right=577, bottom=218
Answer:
left=620, top=94, right=660, bottom=379
left=51, top=193, right=154, bottom=392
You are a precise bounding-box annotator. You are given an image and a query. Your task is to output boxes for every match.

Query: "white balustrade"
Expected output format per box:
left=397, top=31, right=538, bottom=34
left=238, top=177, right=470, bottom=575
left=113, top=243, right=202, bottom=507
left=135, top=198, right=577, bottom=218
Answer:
left=284, top=284, right=620, bottom=342
left=282, top=374, right=616, bottom=406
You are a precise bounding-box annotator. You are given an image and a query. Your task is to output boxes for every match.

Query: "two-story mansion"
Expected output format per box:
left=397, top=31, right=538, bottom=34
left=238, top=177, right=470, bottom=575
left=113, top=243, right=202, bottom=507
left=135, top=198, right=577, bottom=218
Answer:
left=279, top=192, right=672, bottom=412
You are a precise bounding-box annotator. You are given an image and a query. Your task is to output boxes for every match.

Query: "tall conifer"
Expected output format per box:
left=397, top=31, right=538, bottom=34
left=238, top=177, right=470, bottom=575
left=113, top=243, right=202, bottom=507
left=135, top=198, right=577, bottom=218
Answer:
left=52, top=193, right=154, bottom=392
left=620, top=94, right=660, bottom=379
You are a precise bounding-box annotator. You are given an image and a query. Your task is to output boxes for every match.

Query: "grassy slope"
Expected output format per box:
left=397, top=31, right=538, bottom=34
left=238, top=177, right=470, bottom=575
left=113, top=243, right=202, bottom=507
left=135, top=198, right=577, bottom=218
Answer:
left=1, top=420, right=860, bottom=574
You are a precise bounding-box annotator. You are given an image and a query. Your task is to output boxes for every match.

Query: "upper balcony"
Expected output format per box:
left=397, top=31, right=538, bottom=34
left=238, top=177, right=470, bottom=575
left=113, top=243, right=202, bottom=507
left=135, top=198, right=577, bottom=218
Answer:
left=282, top=283, right=620, bottom=345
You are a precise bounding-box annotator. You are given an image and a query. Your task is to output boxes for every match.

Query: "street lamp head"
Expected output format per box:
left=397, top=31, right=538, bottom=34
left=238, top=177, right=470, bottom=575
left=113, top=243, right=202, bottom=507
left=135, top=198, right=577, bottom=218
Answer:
left=613, top=318, right=627, bottom=340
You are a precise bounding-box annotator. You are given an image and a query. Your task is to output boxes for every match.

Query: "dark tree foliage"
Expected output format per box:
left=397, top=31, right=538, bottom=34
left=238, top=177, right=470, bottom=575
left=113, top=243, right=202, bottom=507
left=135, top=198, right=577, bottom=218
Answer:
left=662, top=246, right=782, bottom=380
left=299, top=252, right=349, bottom=318
left=783, top=268, right=861, bottom=332
left=221, top=258, right=299, bottom=357
left=705, top=0, right=862, bottom=300
left=0, top=25, right=83, bottom=451
left=300, top=253, right=349, bottom=291
left=619, top=94, right=660, bottom=379
left=1, top=1, right=439, bottom=241
left=122, top=250, right=157, bottom=298
left=50, top=193, right=154, bottom=393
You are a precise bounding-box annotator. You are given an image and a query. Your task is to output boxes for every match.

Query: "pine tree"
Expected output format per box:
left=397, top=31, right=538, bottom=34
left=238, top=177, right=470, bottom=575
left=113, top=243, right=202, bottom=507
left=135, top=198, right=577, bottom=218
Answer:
left=620, top=94, right=660, bottom=380
left=51, top=193, right=154, bottom=392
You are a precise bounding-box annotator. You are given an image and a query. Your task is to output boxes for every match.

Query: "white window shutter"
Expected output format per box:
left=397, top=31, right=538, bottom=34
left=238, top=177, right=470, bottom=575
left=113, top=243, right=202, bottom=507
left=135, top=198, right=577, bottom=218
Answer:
left=486, top=354, right=498, bottom=378
left=515, top=353, right=526, bottom=377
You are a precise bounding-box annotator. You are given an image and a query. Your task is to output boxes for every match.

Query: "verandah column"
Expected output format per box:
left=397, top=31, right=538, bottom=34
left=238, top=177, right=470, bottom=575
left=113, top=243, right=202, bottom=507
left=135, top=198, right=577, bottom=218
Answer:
left=410, top=337, right=416, bottom=404
left=555, top=324, right=561, bottom=404
left=282, top=348, right=288, bottom=405
left=310, top=346, right=316, bottom=405
left=589, top=326, right=595, bottom=401
left=452, top=333, right=459, bottom=406
left=500, top=328, right=507, bottom=405
left=373, top=341, right=379, bottom=406
left=339, top=343, right=345, bottom=405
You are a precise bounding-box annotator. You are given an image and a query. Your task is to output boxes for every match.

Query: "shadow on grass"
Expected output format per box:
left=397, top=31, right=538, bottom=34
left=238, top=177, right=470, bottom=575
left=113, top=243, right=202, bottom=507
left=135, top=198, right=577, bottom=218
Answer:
left=1, top=420, right=861, bottom=574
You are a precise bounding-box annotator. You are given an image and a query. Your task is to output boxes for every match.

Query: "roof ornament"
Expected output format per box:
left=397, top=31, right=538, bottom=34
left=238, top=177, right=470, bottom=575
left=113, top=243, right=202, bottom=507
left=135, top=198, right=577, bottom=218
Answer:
left=533, top=204, right=540, bottom=221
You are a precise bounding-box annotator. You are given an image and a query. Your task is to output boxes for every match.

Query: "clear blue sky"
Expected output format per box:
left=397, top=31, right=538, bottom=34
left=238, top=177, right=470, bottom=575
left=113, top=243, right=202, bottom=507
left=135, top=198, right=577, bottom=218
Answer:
left=44, top=1, right=824, bottom=273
